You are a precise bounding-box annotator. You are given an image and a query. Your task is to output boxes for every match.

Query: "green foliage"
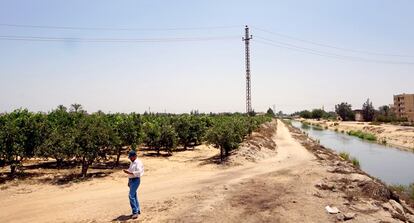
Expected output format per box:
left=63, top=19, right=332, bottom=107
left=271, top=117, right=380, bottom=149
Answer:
left=205, top=115, right=270, bottom=161
left=339, top=152, right=360, bottom=168
left=159, top=123, right=178, bottom=154
left=362, top=99, right=375, bottom=122
left=266, top=108, right=275, bottom=116
left=106, top=113, right=142, bottom=166
left=311, top=109, right=324, bottom=119
left=0, top=109, right=46, bottom=175
left=351, top=157, right=360, bottom=168
left=75, top=113, right=112, bottom=177
left=293, top=109, right=336, bottom=120
left=39, top=106, right=76, bottom=168
left=0, top=105, right=272, bottom=177
left=374, top=105, right=406, bottom=123
left=173, top=115, right=207, bottom=149
left=296, top=110, right=312, bottom=119
left=389, top=183, right=414, bottom=200
left=339, top=152, right=350, bottom=161
left=143, top=121, right=162, bottom=151
left=347, top=130, right=377, bottom=141
left=335, top=102, right=355, bottom=121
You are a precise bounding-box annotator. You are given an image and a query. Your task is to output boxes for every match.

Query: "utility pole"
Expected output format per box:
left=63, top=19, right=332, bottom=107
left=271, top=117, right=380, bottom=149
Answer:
left=243, top=25, right=252, bottom=114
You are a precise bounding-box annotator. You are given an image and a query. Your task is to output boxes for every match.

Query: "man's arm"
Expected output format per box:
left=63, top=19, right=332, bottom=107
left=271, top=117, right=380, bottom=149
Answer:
left=123, top=169, right=134, bottom=175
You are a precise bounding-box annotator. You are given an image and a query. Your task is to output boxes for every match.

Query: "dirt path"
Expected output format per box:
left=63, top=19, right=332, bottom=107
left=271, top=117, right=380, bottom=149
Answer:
left=0, top=120, right=404, bottom=222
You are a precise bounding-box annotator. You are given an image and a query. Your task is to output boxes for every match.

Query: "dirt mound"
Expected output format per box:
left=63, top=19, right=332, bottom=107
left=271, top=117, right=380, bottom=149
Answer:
left=228, top=120, right=277, bottom=165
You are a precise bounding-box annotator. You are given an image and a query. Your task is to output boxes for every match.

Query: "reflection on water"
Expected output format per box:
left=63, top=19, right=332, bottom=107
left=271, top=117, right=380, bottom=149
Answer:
left=291, top=120, right=414, bottom=185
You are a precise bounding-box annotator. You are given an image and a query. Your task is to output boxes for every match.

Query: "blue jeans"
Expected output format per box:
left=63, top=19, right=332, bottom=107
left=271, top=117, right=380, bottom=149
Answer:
left=129, top=178, right=141, bottom=215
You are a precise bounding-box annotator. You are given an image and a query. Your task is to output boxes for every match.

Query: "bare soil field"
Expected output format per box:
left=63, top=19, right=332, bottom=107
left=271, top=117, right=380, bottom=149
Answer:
left=1, top=120, right=413, bottom=222
left=302, top=119, right=414, bottom=151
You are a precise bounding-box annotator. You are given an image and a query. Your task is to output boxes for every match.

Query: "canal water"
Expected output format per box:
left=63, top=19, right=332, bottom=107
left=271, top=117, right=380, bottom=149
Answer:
left=291, top=120, right=414, bottom=186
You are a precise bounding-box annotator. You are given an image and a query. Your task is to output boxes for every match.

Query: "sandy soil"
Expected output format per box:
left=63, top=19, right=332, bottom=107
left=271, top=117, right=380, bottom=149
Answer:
left=1, top=120, right=413, bottom=222
left=302, top=119, right=414, bottom=151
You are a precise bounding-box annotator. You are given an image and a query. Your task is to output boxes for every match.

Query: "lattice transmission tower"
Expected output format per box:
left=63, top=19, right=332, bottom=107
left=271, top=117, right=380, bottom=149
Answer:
left=242, top=25, right=252, bottom=114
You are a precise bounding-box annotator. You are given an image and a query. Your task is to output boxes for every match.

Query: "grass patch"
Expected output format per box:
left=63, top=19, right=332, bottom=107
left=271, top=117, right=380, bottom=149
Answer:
left=339, top=151, right=360, bottom=168
left=347, top=130, right=377, bottom=141
left=339, top=152, right=350, bottom=161
left=283, top=119, right=292, bottom=126
left=312, top=124, right=324, bottom=130
left=351, top=157, right=360, bottom=168
left=390, top=184, right=414, bottom=200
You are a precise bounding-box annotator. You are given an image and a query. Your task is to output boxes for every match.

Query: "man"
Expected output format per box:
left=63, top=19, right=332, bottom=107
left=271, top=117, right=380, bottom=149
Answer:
left=123, top=150, right=144, bottom=219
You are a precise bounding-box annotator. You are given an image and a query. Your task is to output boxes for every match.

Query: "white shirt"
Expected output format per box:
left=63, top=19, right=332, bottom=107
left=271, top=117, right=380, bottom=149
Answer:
left=128, top=158, right=144, bottom=178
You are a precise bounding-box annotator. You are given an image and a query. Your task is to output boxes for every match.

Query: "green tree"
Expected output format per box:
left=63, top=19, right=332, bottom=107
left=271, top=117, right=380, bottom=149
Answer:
left=335, top=102, right=355, bottom=121
left=205, top=119, right=244, bottom=161
left=143, top=122, right=161, bottom=154
left=0, top=109, right=45, bottom=175
left=70, top=103, right=84, bottom=113
left=266, top=108, right=275, bottom=116
left=108, top=113, right=142, bottom=166
left=0, top=112, right=23, bottom=175
left=311, top=109, right=324, bottom=119
left=75, top=114, right=111, bottom=177
left=39, top=106, right=76, bottom=168
left=299, top=110, right=312, bottom=119
left=173, top=115, right=207, bottom=149
left=362, top=99, right=375, bottom=122
left=159, top=123, right=178, bottom=154
left=378, top=105, right=391, bottom=116
left=174, top=115, right=192, bottom=149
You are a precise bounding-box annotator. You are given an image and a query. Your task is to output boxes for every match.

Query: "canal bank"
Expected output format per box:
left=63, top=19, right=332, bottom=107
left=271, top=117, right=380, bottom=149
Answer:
left=283, top=120, right=414, bottom=222
left=299, top=119, right=414, bottom=151
left=291, top=120, right=414, bottom=186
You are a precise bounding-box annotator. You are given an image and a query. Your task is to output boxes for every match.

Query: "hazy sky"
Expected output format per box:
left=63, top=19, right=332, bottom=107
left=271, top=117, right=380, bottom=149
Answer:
left=1, top=0, right=413, bottom=114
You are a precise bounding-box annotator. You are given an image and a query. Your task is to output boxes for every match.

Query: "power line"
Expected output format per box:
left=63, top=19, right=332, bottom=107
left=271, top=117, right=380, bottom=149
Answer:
left=254, top=37, right=414, bottom=65
left=252, top=26, right=414, bottom=58
left=0, top=23, right=241, bottom=31
left=0, top=35, right=240, bottom=43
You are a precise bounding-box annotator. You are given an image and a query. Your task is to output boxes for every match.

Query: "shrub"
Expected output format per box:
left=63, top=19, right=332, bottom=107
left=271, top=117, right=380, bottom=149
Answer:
left=339, top=152, right=350, bottom=161
left=390, top=184, right=414, bottom=200
left=347, top=130, right=377, bottom=141
left=339, top=152, right=360, bottom=168
left=351, top=157, right=360, bottom=168
left=335, top=102, right=355, bottom=121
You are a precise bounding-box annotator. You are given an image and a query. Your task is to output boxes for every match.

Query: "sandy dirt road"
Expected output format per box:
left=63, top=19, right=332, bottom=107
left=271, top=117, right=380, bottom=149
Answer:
left=0, top=120, right=399, bottom=222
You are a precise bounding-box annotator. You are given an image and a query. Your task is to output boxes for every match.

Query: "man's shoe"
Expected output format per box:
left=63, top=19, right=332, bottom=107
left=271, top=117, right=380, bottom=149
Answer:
left=132, top=214, right=139, bottom=219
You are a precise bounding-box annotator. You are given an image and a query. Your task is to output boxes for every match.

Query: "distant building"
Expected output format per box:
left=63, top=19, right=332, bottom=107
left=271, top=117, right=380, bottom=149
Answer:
left=354, top=109, right=364, bottom=122
left=393, top=93, right=414, bottom=122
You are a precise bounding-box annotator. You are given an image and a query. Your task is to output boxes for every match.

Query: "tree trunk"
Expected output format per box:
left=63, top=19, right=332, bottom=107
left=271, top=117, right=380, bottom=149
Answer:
left=10, top=164, right=16, bottom=177
left=114, top=147, right=122, bottom=167
left=220, top=147, right=224, bottom=162
left=56, top=158, right=63, bottom=169
left=81, top=157, right=89, bottom=177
